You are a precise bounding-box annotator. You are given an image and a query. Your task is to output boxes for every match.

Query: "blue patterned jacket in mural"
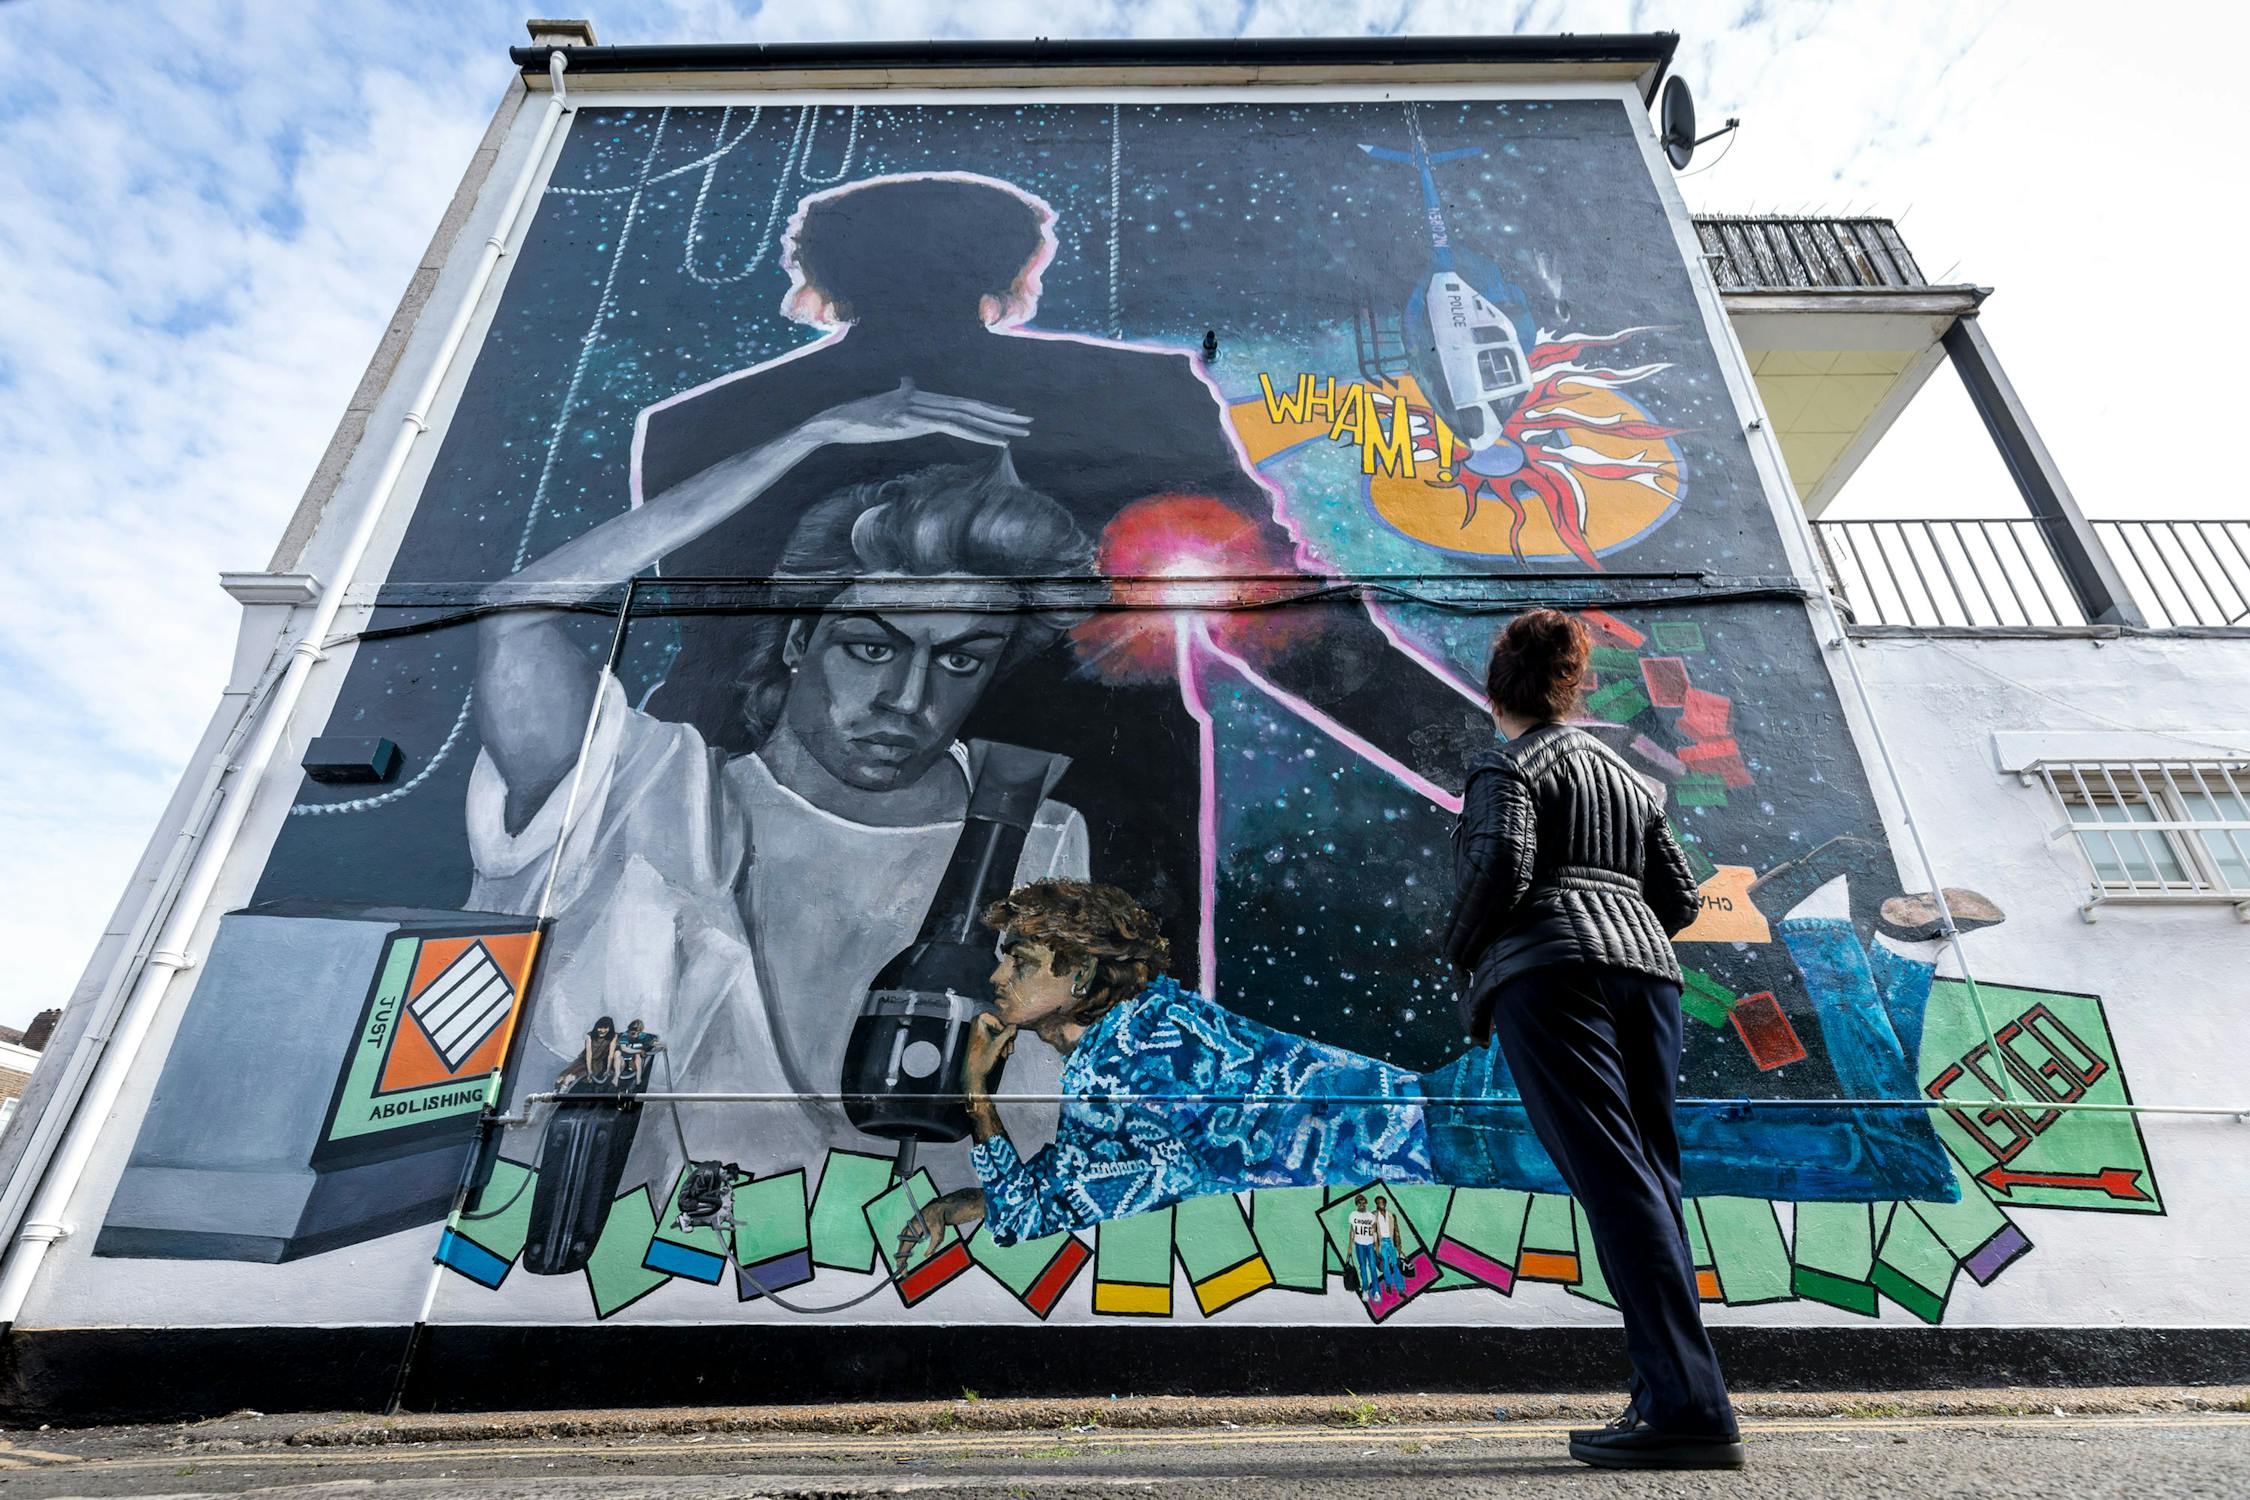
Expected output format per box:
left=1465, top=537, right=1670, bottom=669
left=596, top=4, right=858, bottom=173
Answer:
left=972, top=978, right=1433, bottom=1244
left=973, top=908, right=1964, bottom=1242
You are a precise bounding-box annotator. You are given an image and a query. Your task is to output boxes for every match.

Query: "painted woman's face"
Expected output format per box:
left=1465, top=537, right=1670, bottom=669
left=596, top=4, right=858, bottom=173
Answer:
left=988, top=939, right=1086, bottom=1033
left=780, top=581, right=1015, bottom=792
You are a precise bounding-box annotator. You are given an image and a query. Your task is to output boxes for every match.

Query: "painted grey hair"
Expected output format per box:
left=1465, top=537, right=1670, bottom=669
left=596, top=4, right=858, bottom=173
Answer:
left=736, top=455, right=1096, bottom=746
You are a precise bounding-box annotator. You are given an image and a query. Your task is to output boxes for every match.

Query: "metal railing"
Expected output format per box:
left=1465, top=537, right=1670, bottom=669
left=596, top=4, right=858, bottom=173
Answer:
left=2091, top=521, right=2250, bottom=629
left=1692, top=215, right=1927, bottom=291
left=1812, top=517, right=2250, bottom=629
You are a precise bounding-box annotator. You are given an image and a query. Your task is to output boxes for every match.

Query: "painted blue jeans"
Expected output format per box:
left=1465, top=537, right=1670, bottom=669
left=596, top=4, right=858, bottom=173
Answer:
left=1352, top=1241, right=1380, bottom=1295
left=1378, top=1239, right=1407, bottom=1295
left=1423, top=915, right=1958, bottom=1203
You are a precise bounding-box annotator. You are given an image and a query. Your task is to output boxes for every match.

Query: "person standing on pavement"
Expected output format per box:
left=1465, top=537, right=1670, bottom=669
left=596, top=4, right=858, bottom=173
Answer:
left=1444, top=609, right=1744, bottom=1471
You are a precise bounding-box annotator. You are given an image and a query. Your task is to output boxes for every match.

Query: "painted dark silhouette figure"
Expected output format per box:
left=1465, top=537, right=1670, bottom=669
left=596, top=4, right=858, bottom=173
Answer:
left=634, top=172, right=1479, bottom=980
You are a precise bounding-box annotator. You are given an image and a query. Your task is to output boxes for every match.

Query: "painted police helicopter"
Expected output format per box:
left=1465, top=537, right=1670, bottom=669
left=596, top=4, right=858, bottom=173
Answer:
left=1358, top=107, right=1535, bottom=452
left=1357, top=104, right=1678, bottom=568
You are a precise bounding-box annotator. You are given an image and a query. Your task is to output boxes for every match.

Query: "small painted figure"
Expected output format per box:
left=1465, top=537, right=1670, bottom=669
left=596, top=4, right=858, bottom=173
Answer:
left=1346, top=1194, right=1381, bottom=1302
left=555, top=1015, right=620, bottom=1092
left=616, top=1018, right=665, bottom=1085
left=1370, top=1194, right=1409, bottom=1299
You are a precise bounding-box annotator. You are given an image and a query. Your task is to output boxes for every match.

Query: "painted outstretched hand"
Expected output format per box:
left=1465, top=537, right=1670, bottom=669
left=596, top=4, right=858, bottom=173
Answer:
left=894, top=1188, right=987, bottom=1269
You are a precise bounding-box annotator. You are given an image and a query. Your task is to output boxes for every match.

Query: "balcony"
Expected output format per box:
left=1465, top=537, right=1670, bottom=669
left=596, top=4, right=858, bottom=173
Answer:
left=1694, top=215, right=1928, bottom=292
left=1812, top=518, right=2250, bottom=630
left=1699, top=214, right=2244, bottom=636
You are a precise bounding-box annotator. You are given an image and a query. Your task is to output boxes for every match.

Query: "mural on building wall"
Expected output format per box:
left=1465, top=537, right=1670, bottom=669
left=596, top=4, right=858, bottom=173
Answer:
left=95, top=98, right=2161, bottom=1326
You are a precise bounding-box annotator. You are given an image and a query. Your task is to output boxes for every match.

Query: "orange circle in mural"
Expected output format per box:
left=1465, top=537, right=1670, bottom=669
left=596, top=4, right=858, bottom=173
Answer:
left=1366, top=375, right=1682, bottom=562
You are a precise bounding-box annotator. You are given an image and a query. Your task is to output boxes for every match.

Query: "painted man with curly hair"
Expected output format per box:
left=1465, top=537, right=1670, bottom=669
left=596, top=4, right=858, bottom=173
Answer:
left=899, top=878, right=1433, bottom=1254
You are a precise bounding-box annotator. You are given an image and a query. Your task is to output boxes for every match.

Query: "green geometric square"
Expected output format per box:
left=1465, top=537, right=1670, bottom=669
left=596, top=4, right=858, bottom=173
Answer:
left=1919, top=981, right=2160, bottom=1214
left=1670, top=822, right=1717, bottom=883
left=809, top=1150, right=896, bottom=1271
left=1698, top=1197, right=1793, bottom=1305
left=586, top=1187, right=668, bottom=1318
left=864, top=1169, right=954, bottom=1276
left=732, top=1170, right=810, bottom=1268
left=1435, top=1188, right=1530, bottom=1271
left=1250, top=1188, right=1330, bottom=1291
left=1652, top=621, right=1706, bottom=652
left=1872, top=1204, right=1955, bottom=1324
left=1174, top=1192, right=1262, bottom=1283
left=452, top=1156, right=536, bottom=1265
left=1792, top=1201, right=1879, bottom=1317
left=1388, top=1185, right=1472, bottom=1289
left=1588, top=680, right=1651, bottom=723
left=968, top=1224, right=1080, bottom=1299
left=1520, top=1193, right=1575, bottom=1266
left=1095, top=1208, right=1176, bottom=1287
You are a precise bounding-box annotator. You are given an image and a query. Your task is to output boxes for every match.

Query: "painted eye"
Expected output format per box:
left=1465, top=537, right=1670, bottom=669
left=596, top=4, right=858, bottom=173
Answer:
left=936, top=650, right=987, bottom=676
left=843, top=641, right=896, bottom=664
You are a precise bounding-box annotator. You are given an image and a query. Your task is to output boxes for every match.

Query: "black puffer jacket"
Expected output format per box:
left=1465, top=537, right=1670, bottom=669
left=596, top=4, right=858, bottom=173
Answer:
left=1445, top=723, right=1703, bottom=1039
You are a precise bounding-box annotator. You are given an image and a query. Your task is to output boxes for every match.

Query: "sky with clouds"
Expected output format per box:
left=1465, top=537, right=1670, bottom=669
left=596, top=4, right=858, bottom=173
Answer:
left=0, top=0, right=2242, bottom=1029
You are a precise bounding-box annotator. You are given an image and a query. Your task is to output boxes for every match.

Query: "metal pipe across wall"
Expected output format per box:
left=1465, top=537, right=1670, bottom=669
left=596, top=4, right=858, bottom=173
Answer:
left=524, top=1091, right=2249, bottom=1119
left=0, top=55, right=578, bottom=1330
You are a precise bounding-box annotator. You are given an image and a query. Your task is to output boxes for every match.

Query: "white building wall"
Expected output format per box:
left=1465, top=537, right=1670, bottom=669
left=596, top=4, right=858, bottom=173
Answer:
left=1852, top=630, right=2250, bottom=1325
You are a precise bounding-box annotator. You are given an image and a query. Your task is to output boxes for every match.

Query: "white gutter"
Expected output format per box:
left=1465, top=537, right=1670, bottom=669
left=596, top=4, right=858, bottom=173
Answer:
left=0, top=53, right=576, bottom=1327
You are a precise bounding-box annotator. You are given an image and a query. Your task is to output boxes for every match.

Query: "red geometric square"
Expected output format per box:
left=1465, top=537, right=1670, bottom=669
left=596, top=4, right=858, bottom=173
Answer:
left=1680, top=688, right=1732, bottom=741
left=1640, top=657, right=1691, bottom=709
left=1580, top=609, right=1644, bottom=648
left=1729, top=992, right=1807, bottom=1071
left=1678, top=737, right=1739, bottom=766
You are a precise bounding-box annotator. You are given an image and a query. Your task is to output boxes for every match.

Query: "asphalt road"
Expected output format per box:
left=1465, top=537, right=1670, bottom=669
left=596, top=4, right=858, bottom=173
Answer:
left=3, top=1413, right=2247, bottom=1498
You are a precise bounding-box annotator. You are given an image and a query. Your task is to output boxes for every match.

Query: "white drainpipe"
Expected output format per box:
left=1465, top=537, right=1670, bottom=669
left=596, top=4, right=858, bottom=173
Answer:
left=0, top=52, right=576, bottom=1327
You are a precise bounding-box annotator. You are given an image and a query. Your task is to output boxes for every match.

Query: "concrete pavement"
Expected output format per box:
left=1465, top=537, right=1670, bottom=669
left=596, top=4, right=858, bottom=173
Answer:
left=1, top=1392, right=2246, bottom=1497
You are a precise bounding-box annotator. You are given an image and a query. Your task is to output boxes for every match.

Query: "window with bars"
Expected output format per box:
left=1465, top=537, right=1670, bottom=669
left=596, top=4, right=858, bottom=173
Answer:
left=2031, top=760, right=2250, bottom=913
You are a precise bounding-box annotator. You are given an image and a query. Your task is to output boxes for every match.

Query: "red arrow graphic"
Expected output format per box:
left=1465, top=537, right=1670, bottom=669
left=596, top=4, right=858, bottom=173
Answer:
left=1978, top=1164, right=2150, bottom=1203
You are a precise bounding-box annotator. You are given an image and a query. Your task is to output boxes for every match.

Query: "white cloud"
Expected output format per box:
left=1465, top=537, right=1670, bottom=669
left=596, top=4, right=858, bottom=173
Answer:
left=0, top=0, right=2240, bottom=1028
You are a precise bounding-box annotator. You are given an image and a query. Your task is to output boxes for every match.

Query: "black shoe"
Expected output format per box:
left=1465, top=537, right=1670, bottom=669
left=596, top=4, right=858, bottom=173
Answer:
left=1567, top=1400, right=1640, bottom=1445
left=1569, top=1418, right=1745, bottom=1470
left=1878, top=888, right=2004, bottom=942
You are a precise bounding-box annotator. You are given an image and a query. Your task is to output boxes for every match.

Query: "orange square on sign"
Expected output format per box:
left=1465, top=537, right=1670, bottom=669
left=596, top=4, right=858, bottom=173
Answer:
left=377, top=931, right=539, bottom=1093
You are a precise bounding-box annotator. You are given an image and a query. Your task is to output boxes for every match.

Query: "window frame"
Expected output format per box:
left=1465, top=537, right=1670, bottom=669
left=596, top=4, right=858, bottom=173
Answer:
left=2030, top=758, right=2250, bottom=921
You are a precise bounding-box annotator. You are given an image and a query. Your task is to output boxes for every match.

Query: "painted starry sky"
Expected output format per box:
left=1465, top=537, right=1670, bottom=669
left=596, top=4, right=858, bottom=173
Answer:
left=266, top=97, right=1910, bottom=1102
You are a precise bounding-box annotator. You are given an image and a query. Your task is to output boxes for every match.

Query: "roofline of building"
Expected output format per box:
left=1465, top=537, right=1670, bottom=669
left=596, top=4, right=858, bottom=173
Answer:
left=508, top=34, right=1679, bottom=101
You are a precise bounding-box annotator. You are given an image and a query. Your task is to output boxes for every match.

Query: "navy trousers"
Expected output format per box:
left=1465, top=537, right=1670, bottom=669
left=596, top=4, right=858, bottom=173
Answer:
left=1484, top=962, right=1738, bottom=1436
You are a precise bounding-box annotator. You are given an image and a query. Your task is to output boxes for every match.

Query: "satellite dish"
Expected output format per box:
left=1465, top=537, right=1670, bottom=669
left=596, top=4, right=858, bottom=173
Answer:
left=1660, top=76, right=1698, bottom=170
